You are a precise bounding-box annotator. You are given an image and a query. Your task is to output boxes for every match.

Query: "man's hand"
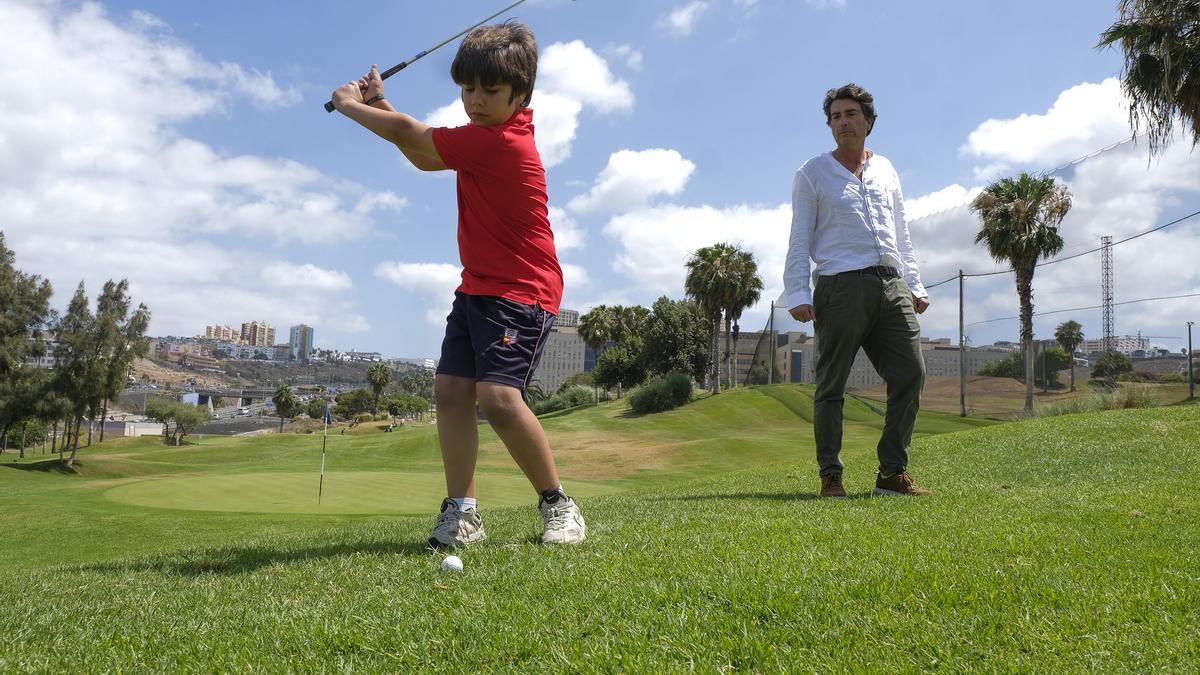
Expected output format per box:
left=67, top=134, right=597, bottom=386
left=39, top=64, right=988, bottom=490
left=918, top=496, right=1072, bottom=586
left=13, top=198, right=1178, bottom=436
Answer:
left=789, top=304, right=815, bottom=322
left=912, top=295, right=930, bottom=314
left=331, top=81, right=364, bottom=111
left=358, top=65, right=385, bottom=103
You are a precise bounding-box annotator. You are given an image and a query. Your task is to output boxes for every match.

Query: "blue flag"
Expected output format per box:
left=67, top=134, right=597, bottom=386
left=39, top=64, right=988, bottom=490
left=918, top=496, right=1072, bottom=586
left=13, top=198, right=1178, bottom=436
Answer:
left=323, top=402, right=333, bottom=425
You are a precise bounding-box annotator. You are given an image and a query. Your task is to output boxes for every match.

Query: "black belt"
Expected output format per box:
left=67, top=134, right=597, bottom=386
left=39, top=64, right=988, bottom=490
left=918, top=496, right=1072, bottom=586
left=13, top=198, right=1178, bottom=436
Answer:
left=840, top=265, right=899, bottom=279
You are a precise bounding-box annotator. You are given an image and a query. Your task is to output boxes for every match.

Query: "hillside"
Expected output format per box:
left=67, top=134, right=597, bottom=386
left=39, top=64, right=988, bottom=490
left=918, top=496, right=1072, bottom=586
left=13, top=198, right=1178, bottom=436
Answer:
left=1, top=387, right=1196, bottom=670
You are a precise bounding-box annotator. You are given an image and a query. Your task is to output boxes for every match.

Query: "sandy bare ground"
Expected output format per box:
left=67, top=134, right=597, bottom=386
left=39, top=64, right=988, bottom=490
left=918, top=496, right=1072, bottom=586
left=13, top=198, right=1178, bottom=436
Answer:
left=131, top=357, right=234, bottom=389
left=856, top=374, right=1084, bottom=418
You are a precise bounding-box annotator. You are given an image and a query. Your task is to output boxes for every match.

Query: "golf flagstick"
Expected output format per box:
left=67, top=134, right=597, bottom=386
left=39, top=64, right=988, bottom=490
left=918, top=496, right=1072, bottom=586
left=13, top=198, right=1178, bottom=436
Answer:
left=319, top=402, right=331, bottom=504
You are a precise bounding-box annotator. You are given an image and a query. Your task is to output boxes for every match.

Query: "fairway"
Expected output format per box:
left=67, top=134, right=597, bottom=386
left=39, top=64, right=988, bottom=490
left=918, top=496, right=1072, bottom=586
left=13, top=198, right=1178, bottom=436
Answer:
left=104, top=470, right=623, bottom=515
left=3, top=387, right=1196, bottom=671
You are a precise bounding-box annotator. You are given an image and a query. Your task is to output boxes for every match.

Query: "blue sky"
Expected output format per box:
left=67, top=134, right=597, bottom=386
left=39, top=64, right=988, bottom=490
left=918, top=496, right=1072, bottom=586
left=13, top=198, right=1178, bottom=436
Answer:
left=2, top=0, right=1198, bottom=357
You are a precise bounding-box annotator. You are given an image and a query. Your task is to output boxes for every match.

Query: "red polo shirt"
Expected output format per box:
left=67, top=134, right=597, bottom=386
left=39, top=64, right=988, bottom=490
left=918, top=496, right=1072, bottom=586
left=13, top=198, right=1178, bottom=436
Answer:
left=431, top=108, right=562, bottom=315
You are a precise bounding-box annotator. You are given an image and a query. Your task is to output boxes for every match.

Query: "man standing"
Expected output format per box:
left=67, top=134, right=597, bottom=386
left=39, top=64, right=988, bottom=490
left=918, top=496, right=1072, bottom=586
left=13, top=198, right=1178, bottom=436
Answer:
left=784, top=83, right=931, bottom=498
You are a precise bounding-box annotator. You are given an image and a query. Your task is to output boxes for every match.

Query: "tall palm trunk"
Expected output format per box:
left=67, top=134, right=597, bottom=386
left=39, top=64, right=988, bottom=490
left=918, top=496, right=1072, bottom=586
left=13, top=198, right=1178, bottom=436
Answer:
left=713, top=315, right=723, bottom=394
left=67, top=415, right=82, bottom=468
left=1016, top=265, right=1035, bottom=413
left=724, top=317, right=735, bottom=389
left=100, top=400, right=108, bottom=442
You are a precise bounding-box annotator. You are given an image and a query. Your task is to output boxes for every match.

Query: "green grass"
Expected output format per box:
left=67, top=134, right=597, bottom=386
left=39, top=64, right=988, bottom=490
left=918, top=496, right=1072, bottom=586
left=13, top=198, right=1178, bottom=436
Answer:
left=1, top=385, right=1197, bottom=671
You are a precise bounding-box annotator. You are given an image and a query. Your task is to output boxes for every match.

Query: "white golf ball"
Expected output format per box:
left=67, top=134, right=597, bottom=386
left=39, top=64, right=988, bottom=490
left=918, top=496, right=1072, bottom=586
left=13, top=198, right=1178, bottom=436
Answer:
left=441, top=555, right=464, bottom=573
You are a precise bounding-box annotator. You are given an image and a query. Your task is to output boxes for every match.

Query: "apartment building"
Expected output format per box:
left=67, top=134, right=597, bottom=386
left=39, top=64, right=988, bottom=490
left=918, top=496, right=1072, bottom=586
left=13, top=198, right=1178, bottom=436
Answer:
left=289, top=324, right=315, bottom=363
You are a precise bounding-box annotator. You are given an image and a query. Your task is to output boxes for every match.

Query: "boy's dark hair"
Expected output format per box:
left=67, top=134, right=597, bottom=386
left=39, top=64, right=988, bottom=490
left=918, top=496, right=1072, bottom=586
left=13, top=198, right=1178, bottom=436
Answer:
left=823, top=83, right=877, bottom=134
left=451, top=21, right=538, bottom=107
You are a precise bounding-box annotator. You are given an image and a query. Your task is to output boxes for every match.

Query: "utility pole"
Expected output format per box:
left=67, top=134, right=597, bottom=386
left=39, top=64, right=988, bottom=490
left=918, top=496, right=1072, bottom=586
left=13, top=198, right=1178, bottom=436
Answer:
left=959, top=270, right=966, bottom=417
left=1189, top=321, right=1195, bottom=400
left=1041, top=341, right=1048, bottom=393
left=1101, top=235, right=1115, bottom=353
left=767, top=301, right=775, bottom=385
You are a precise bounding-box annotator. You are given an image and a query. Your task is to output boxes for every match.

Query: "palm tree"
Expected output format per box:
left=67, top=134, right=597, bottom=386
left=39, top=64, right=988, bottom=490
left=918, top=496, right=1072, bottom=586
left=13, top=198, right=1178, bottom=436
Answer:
left=722, top=249, right=764, bottom=388
left=272, top=384, right=301, bottom=433
left=523, top=380, right=548, bottom=405
left=578, top=305, right=616, bottom=356
left=610, top=305, right=650, bottom=344
left=970, top=173, right=1072, bottom=413
left=1098, top=0, right=1200, bottom=155
left=579, top=305, right=619, bottom=401
left=685, top=243, right=740, bottom=393
left=1054, top=320, right=1086, bottom=392
left=366, top=363, right=391, bottom=414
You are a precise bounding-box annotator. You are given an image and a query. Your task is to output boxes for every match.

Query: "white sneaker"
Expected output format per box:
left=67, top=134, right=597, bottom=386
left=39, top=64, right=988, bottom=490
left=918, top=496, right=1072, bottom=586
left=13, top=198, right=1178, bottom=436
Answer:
left=428, top=498, right=487, bottom=548
left=538, top=493, right=587, bottom=544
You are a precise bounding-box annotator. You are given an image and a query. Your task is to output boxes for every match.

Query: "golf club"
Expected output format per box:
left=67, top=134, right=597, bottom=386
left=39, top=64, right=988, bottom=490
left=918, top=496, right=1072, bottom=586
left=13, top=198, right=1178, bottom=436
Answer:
left=324, top=0, right=532, bottom=113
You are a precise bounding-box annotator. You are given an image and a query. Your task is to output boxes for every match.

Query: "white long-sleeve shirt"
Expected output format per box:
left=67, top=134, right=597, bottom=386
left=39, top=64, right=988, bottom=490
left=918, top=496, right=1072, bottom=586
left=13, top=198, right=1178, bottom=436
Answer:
left=784, top=152, right=926, bottom=309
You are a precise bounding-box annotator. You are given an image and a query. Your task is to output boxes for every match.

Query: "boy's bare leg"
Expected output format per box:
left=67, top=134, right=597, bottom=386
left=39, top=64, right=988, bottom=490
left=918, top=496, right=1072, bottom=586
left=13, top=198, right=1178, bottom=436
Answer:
left=476, top=382, right=561, bottom=492
left=435, top=374, right=480, bottom=498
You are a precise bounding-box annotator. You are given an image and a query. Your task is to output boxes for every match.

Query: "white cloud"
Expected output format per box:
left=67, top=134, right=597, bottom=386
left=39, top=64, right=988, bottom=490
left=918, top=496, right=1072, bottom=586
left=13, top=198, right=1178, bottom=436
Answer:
left=605, top=44, right=643, bottom=71
left=568, top=149, right=697, bottom=214
left=962, top=78, right=1129, bottom=169
left=549, top=206, right=585, bottom=251
left=526, top=92, right=584, bottom=167
left=0, top=2, right=388, bottom=340
left=424, top=41, right=631, bottom=168
left=261, top=263, right=354, bottom=292
left=908, top=127, right=1200, bottom=349
left=539, top=41, right=634, bottom=114
left=905, top=184, right=982, bottom=221
left=355, top=192, right=409, bottom=214
left=602, top=202, right=792, bottom=315
left=658, top=1, right=712, bottom=36
left=373, top=262, right=462, bottom=325
left=427, top=99, right=468, bottom=128
left=562, top=263, right=591, bottom=290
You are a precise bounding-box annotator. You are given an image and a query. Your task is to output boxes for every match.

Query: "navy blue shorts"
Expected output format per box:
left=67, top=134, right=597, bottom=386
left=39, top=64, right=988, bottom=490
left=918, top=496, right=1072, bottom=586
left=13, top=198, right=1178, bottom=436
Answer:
left=436, top=292, right=555, bottom=390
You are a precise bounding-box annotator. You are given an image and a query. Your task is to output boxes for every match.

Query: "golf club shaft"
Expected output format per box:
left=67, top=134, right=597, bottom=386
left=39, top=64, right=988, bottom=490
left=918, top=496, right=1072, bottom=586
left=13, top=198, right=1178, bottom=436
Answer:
left=324, top=0, right=531, bottom=113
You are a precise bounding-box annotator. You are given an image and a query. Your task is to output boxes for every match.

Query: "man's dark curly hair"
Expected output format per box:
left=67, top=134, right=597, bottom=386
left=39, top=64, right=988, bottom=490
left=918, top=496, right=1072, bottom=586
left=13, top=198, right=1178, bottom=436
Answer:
left=823, top=83, right=877, bottom=134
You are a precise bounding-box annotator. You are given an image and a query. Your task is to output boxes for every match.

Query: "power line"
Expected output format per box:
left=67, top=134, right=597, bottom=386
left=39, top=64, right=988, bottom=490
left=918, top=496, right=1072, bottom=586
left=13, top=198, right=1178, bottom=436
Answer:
left=923, top=207, right=1200, bottom=290
left=965, top=291, right=1200, bottom=327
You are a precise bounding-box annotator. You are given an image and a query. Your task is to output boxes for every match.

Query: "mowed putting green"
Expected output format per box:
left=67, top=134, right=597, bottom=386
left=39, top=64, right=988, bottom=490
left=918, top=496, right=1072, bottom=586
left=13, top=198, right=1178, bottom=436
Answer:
left=105, top=471, right=622, bottom=515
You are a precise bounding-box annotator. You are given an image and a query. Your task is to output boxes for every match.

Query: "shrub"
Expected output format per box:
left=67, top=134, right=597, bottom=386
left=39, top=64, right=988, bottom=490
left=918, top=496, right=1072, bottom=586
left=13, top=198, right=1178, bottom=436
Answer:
left=556, top=372, right=593, bottom=394
left=980, top=353, right=1024, bottom=380
left=1113, top=387, right=1158, bottom=410
left=1158, top=372, right=1187, bottom=383
left=662, top=372, right=694, bottom=404
left=354, top=412, right=374, bottom=424
left=1118, top=370, right=1157, bottom=383
left=629, top=372, right=694, bottom=414
left=1035, top=387, right=1159, bottom=418
left=1092, top=351, right=1133, bottom=380
left=559, top=384, right=595, bottom=408
left=530, top=384, right=597, bottom=415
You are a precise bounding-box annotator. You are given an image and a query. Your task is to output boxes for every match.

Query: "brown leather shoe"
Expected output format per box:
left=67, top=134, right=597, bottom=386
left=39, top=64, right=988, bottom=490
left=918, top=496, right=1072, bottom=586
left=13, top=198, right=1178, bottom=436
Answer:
left=820, top=473, right=847, bottom=498
left=874, top=471, right=931, bottom=496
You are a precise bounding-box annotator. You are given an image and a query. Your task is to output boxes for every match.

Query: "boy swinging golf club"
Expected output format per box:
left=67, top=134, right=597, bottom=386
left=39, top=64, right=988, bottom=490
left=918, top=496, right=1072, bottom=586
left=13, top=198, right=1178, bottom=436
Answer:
left=330, top=21, right=586, bottom=546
